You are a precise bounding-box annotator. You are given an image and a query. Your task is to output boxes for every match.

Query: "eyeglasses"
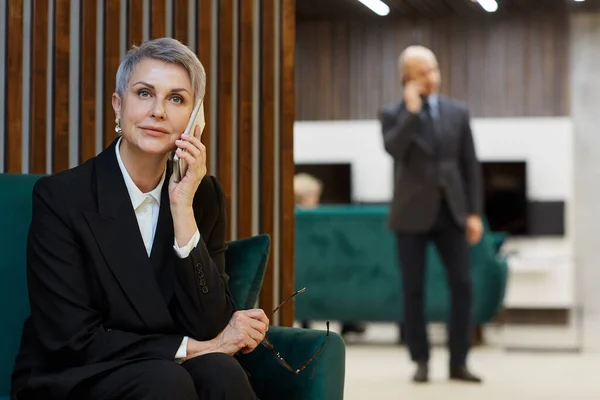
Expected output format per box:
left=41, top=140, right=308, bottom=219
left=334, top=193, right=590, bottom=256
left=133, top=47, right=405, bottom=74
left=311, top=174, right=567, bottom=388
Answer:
left=260, top=287, right=330, bottom=374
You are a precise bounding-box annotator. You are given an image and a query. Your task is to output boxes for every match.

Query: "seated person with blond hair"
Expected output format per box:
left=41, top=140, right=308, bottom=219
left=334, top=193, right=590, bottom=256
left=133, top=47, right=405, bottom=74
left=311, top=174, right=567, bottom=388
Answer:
left=293, top=173, right=366, bottom=337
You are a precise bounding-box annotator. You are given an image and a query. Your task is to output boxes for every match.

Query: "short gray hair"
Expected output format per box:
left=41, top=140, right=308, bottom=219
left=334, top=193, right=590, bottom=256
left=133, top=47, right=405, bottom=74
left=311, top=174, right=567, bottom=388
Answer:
left=115, top=37, right=206, bottom=103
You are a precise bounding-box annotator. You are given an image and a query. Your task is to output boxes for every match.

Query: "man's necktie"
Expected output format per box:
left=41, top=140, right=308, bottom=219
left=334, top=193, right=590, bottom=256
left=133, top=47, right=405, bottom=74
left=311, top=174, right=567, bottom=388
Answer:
left=421, top=99, right=437, bottom=150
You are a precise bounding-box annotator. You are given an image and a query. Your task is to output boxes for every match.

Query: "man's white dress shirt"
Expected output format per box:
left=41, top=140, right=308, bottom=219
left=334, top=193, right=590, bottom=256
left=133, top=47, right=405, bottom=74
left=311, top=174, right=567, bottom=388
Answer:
left=115, top=137, right=200, bottom=362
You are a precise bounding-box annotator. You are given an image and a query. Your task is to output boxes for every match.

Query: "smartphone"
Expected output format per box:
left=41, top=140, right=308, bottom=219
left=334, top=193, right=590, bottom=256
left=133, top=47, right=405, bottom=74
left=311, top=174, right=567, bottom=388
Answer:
left=172, top=100, right=205, bottom=182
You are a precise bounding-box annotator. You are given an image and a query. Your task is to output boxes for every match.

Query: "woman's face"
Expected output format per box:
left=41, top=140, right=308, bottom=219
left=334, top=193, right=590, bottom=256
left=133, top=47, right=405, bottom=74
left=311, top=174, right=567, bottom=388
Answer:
left=112, top=58, right=194, bottom=156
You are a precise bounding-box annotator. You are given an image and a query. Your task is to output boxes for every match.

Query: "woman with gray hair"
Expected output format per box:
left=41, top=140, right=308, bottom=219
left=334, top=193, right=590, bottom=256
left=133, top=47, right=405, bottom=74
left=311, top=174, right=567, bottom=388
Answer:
left=11, top=38, right=266, bottom=400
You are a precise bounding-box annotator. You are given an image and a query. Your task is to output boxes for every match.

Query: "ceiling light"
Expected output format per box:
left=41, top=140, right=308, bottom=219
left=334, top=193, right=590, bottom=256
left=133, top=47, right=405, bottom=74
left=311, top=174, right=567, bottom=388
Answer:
left=573, top=0, right=585, bottom=2
left=477, top=0, right=498, bottom=12
left=357, top=0, right=390, bottom=16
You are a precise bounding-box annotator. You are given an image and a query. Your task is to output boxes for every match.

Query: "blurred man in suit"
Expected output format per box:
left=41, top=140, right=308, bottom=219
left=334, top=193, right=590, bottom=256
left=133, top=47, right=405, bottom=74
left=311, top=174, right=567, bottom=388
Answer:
left=378, top=45, right=484, bottom=383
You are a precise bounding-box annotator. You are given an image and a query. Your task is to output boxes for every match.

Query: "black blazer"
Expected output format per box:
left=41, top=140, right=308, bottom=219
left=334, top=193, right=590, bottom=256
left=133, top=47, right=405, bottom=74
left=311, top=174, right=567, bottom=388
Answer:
left=379, top=95, right=483, bottom=232
left=11, top=139, right=236, bottom=399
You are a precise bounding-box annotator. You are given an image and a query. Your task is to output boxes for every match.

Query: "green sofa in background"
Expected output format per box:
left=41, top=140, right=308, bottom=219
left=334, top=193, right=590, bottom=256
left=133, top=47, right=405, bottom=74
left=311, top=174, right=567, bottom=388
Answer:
left=0, top=173, right=345, bottom=400
left=294, top=205, right=508, bottom=325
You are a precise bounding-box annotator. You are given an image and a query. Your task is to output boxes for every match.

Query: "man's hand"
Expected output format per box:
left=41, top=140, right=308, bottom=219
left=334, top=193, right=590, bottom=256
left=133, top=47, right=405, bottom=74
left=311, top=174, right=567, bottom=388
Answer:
left=466, top=214, right=483, bottom=245
left=403, top=80, right=424, bottom=113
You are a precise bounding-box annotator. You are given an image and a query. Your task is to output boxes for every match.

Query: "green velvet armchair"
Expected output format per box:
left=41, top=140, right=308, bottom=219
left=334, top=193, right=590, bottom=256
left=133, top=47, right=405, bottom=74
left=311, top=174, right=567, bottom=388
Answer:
left=0, top=173, right=346, bottom=400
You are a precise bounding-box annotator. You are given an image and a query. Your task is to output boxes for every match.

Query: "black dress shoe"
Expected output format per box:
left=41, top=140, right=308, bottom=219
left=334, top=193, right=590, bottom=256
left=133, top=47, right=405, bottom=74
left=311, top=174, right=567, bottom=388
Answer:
left=413, top=362, right=429, bottom=383
left=449, top=365, right=482, bottom=383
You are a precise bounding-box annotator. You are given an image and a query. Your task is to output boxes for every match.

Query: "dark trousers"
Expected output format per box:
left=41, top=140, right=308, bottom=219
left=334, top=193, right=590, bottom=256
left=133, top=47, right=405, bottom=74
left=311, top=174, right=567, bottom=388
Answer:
left=68, top=353, right=258, bottom=400
left=395, top=199, right=473, bottom=367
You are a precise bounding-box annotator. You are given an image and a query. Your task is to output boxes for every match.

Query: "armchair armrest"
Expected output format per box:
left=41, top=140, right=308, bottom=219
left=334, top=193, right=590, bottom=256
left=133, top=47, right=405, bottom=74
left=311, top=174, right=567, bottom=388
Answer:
left=238, top=326, right=346, bottom=400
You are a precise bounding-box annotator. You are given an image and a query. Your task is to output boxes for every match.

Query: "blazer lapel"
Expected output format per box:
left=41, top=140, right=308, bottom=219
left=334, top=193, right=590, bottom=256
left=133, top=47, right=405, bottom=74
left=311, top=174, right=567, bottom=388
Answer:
left=150, top=175, right=176, bottom=303
left=399, top=101, right=435, bottom=156
left=437, top=97, right=451, bottom=148
left=83, top=139, right=173, bottom=330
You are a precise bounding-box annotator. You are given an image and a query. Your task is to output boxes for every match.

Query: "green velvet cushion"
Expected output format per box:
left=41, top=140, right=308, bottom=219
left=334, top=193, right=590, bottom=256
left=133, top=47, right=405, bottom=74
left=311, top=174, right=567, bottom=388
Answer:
left=0, top=174, right=44, bottom=398
left=225, top=234, right=270, bottom=310
left=226, top=234, right=346, bottom=399
left=239, top=326, right=345, bottom=400
left=294, top=205, right=509, bottom=324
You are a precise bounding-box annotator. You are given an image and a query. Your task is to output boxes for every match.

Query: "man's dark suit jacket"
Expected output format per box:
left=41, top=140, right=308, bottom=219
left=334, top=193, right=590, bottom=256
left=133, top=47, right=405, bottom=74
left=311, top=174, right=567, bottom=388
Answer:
left=379, top=95, right=483, bottom=233
left=11, top=139, right=236, bottom=399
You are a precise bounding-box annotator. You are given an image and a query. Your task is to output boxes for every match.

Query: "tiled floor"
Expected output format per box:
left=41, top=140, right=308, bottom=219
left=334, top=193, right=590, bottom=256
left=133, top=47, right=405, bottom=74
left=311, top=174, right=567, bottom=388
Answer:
left=344, top=344, right=600, bottom=400
left=308, top=322, right=600, bottom=399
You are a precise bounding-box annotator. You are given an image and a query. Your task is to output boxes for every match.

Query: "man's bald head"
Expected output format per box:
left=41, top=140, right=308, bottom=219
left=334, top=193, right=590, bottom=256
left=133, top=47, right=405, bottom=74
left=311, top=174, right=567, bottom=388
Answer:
left=398, top=45, right=441, bottom=96
left=399, top=45, right=437, bottom=71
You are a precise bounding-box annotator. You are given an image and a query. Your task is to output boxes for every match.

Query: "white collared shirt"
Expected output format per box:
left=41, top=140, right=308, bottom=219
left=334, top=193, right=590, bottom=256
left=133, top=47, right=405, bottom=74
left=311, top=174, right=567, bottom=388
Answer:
left=426, top=93, right=439, bottom=119
left=115, top=137, right=198, bottom=361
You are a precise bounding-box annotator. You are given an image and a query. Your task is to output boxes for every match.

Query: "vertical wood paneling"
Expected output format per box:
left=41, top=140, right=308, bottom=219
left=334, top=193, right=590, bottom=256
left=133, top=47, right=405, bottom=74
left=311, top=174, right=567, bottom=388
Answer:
left=53, top=0, right=70, bottom=173
left=236, top=0, right=254, bottom=240
left=174, top=0, right=188, bottom=44
left=129, top=0, right=144, bottom=46
left=279, top=0, right=295, bottom=327
left=218, top=0, right=234, bottom=240
left=80, top=0, right=97, bottom=164
left=331, top=22, right=350, bottom=119
left=30, top=0, right=48, bottom=173
left=295, top=13, right=570, bottom=119
left=555, top=13, right=570, bottom=115
left=259, top=0, right=276, bottom=315
left=104, top=0, right=121, bottom=149
left=197, top=0, right=212, bottom=174
left=6, top=0, right=23, bottom=173
left=2, top=0, right=297, bottom=325
left=151, top=0, right=166, bottom=39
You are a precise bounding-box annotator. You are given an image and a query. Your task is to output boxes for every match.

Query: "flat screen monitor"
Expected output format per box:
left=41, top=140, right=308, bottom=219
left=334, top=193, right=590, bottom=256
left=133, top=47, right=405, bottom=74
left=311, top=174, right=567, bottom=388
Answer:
left=294, top=163, right=352, bottom=204
left=482, top=161, right=528, bottom=235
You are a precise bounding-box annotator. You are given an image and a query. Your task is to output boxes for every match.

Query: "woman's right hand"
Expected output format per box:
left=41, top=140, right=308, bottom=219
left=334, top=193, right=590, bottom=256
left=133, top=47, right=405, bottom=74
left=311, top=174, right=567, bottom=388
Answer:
left=215, top=309, right=269, bottom=355
left=185, top=310, right=269, bottom=360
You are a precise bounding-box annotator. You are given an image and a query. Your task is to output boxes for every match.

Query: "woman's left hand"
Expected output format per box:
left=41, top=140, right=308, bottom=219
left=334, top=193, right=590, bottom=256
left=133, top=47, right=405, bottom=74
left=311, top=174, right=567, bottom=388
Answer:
left=168, top=125, right=207, bottom=210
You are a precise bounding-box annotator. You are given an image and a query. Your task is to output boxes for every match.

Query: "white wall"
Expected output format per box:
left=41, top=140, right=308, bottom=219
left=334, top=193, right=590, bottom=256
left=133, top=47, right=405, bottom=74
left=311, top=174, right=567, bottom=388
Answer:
left=294, top=117, right=576, bottom=309
left=571, top=13, right=600, bottom=330
left=294, top=117, right=573, bottom=203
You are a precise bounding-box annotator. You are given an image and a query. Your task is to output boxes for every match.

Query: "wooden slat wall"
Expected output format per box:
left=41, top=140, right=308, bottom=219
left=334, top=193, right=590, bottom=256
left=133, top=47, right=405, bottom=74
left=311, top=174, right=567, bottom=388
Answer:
left=53, top=0, right=70, bottom=173
left=296, top=12, right=570, bottom=120
left=197, top=0, right=212, bottom=174
left=0, top=0, right=296, bottom=326
left=259, top=0, right=276, bottom=316
left=173, top=0, right=188, bottom=43
left=30, top=0, right=49, bottom=173
left=104, top=0, right=121, bottom=148
left=80, top=0, right=97, bottom=164
left=217, top=0, right=234, bottom=240
left=237, top=0, right=254, bottom=240
left=129, top=0, right=144, bottom=47
left=279, top=0, right=296, bottom=327
left=6, top=0, right=23, bottom=173
left=151, top=0, right=166, bottom=39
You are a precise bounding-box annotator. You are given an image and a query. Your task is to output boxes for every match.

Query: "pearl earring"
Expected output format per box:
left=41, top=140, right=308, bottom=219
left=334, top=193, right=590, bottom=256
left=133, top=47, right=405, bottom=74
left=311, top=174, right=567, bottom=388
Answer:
left=115, top=117, right=122, bottom=134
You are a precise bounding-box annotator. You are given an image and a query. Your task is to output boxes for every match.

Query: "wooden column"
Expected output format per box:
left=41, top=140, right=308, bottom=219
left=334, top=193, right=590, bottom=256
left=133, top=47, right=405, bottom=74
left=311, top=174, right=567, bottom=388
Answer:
left=259, top=0, right=277, bottom=316
left=279, top=0, right=296, bottom=327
